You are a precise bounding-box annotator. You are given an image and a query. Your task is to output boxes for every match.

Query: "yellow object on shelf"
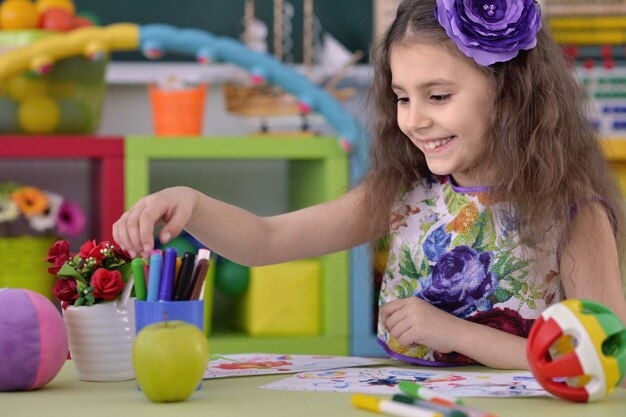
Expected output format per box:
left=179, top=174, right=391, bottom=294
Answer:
left=548, top=16, right=626, bottom=30
left=552, top=30, right=626, bottom=45
left=241, top=259, right=321, bottom=336
left=0, top=235, right=58, bottom=301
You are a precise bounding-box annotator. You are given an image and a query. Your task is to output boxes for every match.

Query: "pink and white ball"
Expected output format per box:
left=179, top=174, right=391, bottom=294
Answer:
left=0, top=288, right=68, bottom=391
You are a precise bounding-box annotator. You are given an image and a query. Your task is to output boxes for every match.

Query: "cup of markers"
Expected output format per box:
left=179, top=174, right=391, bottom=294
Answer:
left=131, top=247, right=212, bottom=333
left=352, top=380, right=497, bottom=417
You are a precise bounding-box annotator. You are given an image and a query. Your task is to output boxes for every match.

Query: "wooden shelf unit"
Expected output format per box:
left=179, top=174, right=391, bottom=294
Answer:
left=124, top=136, right=350, bottom=355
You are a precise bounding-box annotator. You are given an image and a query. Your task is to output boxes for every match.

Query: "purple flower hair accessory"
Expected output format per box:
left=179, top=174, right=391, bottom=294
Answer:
left=434, top=0, right=542, bottom=66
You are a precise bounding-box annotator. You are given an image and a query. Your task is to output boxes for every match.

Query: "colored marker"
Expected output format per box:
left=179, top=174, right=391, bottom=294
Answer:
left=197, top=248, right=211, bottom=262
left=399, top=381, right=464, bottom=405
left=392, top=395, right=467, bottom=417
left=146, top=249, right=163, bottom=302
left=352, top=394, right=443, bottom=417
left=189, top=256, right=210, bottom=300
left=174, top=257, right=182, bottom=286
left=131, top=258, right=147, bottom=301
left=173, top=252, right=196, bottom=301
left=159, top=247, right=177, bottom=301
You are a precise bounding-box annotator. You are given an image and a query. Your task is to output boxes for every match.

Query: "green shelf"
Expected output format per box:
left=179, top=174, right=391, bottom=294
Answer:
left=124, top=136, right=350, bottom=355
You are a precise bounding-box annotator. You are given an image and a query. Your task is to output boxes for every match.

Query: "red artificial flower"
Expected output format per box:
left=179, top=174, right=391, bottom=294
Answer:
left=46, top=240, right=71, bottom=275
left=91, top=268, right=125, bottom=301
left=47, top=240, right=70, bottom=262
left=52, top=278, right=79, bottom=303
left=79, top=240, right=109, bottom=263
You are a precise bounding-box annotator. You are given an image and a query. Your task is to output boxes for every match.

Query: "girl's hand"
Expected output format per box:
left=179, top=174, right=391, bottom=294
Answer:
left=112, top=186, right=198, bottom=258
left=381, top=297, right=460, bottom=354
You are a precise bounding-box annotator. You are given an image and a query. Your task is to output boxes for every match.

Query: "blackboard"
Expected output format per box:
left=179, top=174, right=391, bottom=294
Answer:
left=73, top=0, right=372, bottom=62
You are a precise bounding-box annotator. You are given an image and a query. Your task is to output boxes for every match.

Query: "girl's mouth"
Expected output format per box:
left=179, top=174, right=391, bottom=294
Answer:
left=423, top=136, right=454, bottom=150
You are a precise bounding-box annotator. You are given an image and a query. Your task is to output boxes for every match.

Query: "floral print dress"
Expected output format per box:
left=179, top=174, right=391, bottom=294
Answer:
left=377, top=176, right=564, bottom=366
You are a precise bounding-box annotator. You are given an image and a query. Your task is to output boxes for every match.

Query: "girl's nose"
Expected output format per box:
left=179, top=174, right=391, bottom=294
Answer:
left=405, top=105, right=432, bottom=133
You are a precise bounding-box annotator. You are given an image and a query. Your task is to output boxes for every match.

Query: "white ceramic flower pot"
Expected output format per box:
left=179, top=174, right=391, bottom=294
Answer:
left=63, top=296, right=136, bottom=381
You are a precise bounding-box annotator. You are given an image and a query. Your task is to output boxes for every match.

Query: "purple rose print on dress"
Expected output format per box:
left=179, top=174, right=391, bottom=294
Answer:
left=434, top=0, right=542, bottom=66
left=415, top=245, right=497, bottom=317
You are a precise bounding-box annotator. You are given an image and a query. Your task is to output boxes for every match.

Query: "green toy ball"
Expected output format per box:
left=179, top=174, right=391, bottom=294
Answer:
left=214, top=258, right=249, bottom=296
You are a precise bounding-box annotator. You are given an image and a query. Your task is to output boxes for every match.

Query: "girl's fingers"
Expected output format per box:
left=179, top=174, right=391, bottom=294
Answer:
left=381, top=298, right=411, bottom=324
left=391, top=321, right=415, bottom=346
left=112, top=213, right=133, bottom=256
left=158, top=208, right=188, bottom=247
left=124, top=208, right=146, bottom=256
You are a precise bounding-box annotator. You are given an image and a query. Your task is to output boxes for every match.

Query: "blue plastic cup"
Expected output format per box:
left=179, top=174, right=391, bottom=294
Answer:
left=134, top=300, right=204, bottom=333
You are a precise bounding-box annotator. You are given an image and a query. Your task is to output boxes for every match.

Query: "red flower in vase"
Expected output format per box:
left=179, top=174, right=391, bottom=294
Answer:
left=46, top=239, right=132, bottom=307
left=52, top=278, right=79, bottom=303
left=46, top=240, right=72, bottom=275
left=79, top=240, right=109, bottom=265
left=92, top=268, right=125, bottom=300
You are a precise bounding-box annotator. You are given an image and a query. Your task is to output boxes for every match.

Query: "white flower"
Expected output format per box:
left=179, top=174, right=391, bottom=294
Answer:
left=29, top=192, right=63, bottom=232
left=0, top=198, right=19, bottom=223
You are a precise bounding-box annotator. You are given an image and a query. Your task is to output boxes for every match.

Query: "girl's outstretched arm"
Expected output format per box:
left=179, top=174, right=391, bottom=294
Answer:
left=113, top=184, right=383, bottom=265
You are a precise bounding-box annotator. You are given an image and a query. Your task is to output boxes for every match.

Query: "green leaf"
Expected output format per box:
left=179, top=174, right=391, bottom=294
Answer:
left=57, top=263, right=84, bottom=282
left=493, top=287, right=513, bottom=303
left=0, top=182, right=20, bottom=197
left=509, top=279, right=523, bottom=293
left=491, top=251, right=530, bottom=283
left=76, top=280, right=87, bottom=293
left=84, top=293, right=95, bottom=306
left=444, top=185, right=470, bottom=215
left=398, top=245, right=419, bottom=280
left=452, top=232, right=472, bottom=249
left=472, top=210, right=496, bottom=253
left=418, top=258, right=430, bottom=278
left=397, top=285, right=407, bottom=299
left=117, top=262, right=132, bottom=282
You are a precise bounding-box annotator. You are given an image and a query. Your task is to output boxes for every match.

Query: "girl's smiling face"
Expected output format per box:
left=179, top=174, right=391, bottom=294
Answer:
left=390, top=42, right=494, bottom=187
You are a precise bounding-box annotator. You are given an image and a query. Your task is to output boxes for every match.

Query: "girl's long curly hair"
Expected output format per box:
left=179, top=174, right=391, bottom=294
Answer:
left=361, top=0, right=625, bottom=261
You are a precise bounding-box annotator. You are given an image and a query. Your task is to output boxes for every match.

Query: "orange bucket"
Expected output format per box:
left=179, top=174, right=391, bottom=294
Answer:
left=149, top=83, right=208, bottom=136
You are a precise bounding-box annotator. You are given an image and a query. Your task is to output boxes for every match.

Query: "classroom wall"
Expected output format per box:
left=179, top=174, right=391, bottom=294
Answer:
left=100, top=63, right=371, bottom=212
left=100, top=64, right=372, bottom=137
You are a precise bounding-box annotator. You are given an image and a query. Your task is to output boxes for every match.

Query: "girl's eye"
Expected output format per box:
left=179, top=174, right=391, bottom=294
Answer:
left=395, top=97, right=409, bottom=105
left=430, top=94, right=451, bottom=102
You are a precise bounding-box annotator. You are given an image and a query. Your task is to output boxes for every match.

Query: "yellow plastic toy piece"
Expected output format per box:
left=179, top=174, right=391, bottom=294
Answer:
left=0, top=23, right=139, bottom=80
left=241, top=260, right=321, bottom=336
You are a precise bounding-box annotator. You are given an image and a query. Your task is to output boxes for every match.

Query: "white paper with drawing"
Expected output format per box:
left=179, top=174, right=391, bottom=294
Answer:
left=260, top=366, right=548, bottom=397
left=203, top=354, right=381, bottom=379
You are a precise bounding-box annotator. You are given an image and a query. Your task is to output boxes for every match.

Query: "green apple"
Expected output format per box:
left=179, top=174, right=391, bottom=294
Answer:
left=132, top=320, right=209, bottom=402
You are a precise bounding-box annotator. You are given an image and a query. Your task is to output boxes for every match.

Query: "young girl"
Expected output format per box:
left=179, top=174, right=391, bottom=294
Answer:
left=113, top=0, right=626, bottom=369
